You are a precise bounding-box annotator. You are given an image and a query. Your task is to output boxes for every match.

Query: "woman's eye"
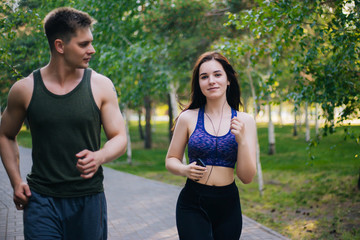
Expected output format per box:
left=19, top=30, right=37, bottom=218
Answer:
left=200, top=76, right=208, bottom=80
left=215, top=73, right=222, bottom=77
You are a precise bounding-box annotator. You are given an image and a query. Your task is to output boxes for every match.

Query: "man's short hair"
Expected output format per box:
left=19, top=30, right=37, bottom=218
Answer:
left=44, top=7, right=95, bottom=51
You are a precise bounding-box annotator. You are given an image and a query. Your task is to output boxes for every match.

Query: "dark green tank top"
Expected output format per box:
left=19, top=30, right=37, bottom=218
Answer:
left=26, top=68, right=103, bottom=197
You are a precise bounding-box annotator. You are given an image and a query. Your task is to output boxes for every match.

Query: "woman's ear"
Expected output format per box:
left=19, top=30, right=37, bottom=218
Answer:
left=54, top=39, right=65, bottom=54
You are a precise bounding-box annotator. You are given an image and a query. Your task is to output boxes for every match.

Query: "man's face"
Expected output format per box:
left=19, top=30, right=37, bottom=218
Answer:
left=63, top=27, right=95, bottom=69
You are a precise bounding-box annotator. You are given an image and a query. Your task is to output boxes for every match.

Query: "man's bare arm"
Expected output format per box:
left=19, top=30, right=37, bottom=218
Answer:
left=76, top=73, right=127, bottom=179
left=0, top=78, right=33, bottom=209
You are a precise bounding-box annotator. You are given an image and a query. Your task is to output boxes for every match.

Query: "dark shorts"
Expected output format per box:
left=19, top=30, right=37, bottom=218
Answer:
left=176, top=179, right=242, bottom=240
left=24, top=190, right=107, bottom=240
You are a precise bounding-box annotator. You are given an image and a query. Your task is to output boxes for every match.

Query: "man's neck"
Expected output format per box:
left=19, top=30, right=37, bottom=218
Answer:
left=42, top=59, right=83, bottom=84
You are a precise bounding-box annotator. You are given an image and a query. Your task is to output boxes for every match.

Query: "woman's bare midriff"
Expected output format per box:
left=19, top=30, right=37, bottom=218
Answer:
left=197, top=166, right=235, bottom=186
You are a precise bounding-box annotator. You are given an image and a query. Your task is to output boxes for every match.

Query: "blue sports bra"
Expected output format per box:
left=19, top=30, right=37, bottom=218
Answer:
left=188, top=106, right=238, bottom=168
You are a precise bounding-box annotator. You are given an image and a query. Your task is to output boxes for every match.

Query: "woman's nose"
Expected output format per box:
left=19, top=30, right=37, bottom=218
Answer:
left=208, top=75, right=215, bottom=84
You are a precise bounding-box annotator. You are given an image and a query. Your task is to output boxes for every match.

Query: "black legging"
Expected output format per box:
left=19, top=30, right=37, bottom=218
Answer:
left=176, top=178, right=242, bottom=240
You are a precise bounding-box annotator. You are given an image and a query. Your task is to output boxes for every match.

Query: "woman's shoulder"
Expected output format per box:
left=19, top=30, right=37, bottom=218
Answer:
left=177, top=108, right=199, bottom=123
left=236, top=111, right=255, bottom=124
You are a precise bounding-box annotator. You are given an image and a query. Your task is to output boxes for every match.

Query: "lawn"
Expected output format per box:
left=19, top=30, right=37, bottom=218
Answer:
left=17, top=121, right=360, bottom=239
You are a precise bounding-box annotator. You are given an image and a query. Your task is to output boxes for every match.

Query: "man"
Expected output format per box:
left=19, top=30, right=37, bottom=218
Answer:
left=0, top=7, right=127, bottom=239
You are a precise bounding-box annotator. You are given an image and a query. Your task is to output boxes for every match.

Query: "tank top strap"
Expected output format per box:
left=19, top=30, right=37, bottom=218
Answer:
left=231, top=107, right=237, bottom=118
left=32, top=68, right=92, bottom=97
left=32, top=69, right=41, bottom=92
left=197, top=106, right=205, bottom=128
left=83, top=68, right=92, bottom=87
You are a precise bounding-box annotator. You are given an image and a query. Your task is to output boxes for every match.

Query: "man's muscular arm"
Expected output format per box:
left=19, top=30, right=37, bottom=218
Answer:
left=0, top=77, right=33, bottom=210
left=76, top=72, right=127, bottom=179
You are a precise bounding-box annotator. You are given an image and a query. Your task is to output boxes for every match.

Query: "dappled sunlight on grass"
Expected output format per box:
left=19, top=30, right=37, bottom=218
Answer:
left=284, top=219, right=319, bottom=239
left=238, top=170, right=360, bottom=239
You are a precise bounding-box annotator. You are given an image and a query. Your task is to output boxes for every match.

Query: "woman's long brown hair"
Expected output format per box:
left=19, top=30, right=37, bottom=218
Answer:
left=172, top=51, right=242, bottom=131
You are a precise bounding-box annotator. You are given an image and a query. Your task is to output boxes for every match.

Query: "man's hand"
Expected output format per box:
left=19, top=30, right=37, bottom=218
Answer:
left=76, top=150, right=103, bottom=179
left=13, top=182, right=31, bottom=210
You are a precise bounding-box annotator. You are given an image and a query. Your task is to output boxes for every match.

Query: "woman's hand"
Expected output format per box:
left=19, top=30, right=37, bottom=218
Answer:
left=230, top=116, right=246, bottom=144
left=184, top=162, right=207, bottom=181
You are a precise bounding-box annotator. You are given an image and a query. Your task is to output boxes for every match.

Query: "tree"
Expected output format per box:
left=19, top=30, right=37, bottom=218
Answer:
left=0, top=0, right=46, bottom=111
left=143, top=0, right=232, bottom=145
left=230, top=0, right=359, bottom=127
left=226, top=0, right=360, bottom=188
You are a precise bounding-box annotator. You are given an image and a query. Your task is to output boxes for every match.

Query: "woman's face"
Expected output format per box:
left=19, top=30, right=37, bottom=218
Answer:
left=198, top=59, right=229, bottom=100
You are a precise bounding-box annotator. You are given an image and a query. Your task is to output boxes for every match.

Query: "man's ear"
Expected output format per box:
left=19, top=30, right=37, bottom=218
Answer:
left=54, top=39, right=65, bottom=54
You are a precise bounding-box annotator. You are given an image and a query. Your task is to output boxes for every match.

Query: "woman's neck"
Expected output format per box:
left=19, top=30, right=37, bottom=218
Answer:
left=204, top=98, right=229, bottom=116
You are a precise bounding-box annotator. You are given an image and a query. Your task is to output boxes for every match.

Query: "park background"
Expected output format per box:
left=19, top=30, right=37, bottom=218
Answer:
left=1, top=0, right=359, bottom=239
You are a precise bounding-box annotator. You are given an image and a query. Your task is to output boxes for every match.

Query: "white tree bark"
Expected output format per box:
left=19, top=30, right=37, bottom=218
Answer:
left=245, top=54, right=264, bottom=196
left=122, top=106, right=132, bottom=164
left=278, top=102, right=283, bottom=126
left=169, top=82, right=187, bottom=164
left=169, top=82, right=179, bottom=119
left=305, top=102, right=310, bottom=142
left=268, top=97, right=276, bottom=155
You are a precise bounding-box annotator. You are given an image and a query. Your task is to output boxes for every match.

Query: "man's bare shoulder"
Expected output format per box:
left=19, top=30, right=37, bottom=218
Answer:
left=5, top=73, right=34, bottom=110
left=9, top=74, right=34, bottom=97
left=89, top=69, right=117, bottom=107
left=90, top=69, right=113, bottom=87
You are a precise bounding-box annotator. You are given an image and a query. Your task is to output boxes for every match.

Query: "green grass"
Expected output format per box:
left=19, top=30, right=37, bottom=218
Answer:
left=17, top=122, right=360, bottom=240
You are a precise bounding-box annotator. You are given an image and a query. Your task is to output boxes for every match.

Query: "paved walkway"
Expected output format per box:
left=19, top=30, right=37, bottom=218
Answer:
left=0, top=147, right=289, bottom=240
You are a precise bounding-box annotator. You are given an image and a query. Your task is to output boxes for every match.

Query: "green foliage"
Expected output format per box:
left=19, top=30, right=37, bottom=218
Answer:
left=225, top=0, right=360, bottom=129
left=142, top=0, right=231, bottom=99
left=0, top=0, right=44, bottom=108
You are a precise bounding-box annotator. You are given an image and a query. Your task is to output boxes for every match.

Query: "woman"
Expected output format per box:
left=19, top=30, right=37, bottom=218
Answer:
left=165, top=51, right=257, bottom=240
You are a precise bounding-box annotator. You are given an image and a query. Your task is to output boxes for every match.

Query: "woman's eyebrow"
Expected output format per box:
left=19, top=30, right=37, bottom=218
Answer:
left=200, top=70, right=222, bottom=76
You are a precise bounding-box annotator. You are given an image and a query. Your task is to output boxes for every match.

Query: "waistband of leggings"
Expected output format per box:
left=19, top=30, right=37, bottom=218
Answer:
left=184, top=178, right=237, bottom=196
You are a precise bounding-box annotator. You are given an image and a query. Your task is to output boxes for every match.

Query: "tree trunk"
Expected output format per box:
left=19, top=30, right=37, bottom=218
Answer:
left=297, top=106, right=302, bottom=128
left=305, top=102, right=310, bottom=142
left=138, top=109, right=144, bottom=140
left=293, top=103, right=298, bottom=136
left=122, top=106, right=132, bottom=165
left=245, top=52, right=264, bottom=196
left=315, top=103, right=319, bottom=136
left=358, top=168, right=360, bottom=190
left=268, top=97, right=276, bottom=155
left=168, top=93, right=173, bottom=141
left=266, top=55, right=275, bottom=155
left=242, top=96, right=248, bottom=113
left=167, top=82, right=187, bottom=164
left=144, top=96, right=152, bottom=149
left=168, top=82, right=179, bottom=141
left=278, top=102, right=283, bottom=126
